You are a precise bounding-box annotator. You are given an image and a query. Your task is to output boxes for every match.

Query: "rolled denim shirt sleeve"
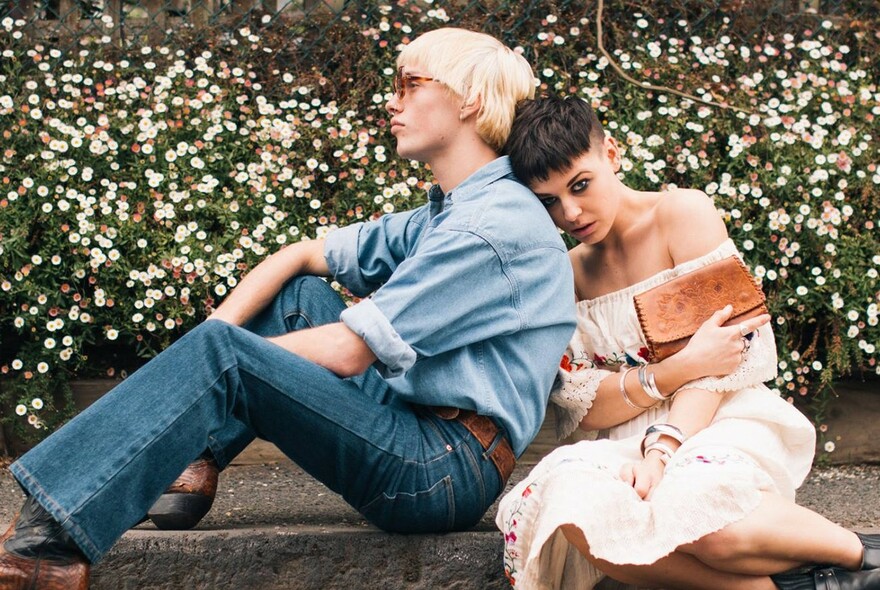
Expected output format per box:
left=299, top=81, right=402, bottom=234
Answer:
left=339, top=299, right=417, bottom=377
left=324, top=209, right=424, bottom=297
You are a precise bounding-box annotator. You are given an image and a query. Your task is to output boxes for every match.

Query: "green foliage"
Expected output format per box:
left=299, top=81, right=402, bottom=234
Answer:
left=0, top=3, right=878, bottom=456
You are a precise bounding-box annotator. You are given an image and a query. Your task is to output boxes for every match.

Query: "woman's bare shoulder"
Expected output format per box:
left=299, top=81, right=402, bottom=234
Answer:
left=655, top=188, right=729, bottom=263
left=568, top=244, right=595, bottom=300
left=656, top=187, right=716, bottom=214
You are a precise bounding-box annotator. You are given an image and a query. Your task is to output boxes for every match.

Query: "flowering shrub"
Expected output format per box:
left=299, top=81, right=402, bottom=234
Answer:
left=0, top=12, right=430, bottom=446
left=0, top=2, right=877, bottom=455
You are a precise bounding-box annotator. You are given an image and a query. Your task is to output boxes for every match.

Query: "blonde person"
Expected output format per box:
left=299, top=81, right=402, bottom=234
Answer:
left=496, top=94, right=879, bottom=590
left=0, top=30, right=576, bottom=588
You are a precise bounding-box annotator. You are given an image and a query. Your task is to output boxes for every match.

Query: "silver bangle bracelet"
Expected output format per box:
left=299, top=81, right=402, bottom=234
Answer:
left=647, top=371, right=666, bottom=401
left=645, top=423, right=687, bottom=444
left=620, top=366, right=652, bottom=410
left=644, top=441, right=677, bottom=464
left=637, top=365, right=666, bottom=402
left=640, top=423, right=688, bottom=456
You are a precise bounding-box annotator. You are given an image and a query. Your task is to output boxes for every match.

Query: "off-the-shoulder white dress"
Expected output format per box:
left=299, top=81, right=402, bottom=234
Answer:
left=496, top=240, right=816, bottom=590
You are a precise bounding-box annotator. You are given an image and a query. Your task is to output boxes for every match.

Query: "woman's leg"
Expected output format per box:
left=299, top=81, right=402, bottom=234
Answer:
left=560, top=491, right=866, bottom=588
left=560, top=525, right=774, bottom=590
left=679, top=492, right=863, bottom=574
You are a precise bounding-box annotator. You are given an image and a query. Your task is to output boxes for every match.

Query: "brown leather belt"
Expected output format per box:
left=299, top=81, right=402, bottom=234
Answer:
left=430, top=406, right=516, bottom=488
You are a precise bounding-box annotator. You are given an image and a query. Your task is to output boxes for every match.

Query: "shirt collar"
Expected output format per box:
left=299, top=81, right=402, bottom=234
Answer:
left=427, top=156, right=515, bottom=206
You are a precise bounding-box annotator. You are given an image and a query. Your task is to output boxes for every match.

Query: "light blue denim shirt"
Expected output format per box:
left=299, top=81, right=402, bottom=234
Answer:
left=324, top=156, right=576, bottom=456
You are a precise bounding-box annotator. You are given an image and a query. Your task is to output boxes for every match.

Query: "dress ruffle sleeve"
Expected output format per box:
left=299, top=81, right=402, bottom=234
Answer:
left=550, top=354, right=615, bottom=440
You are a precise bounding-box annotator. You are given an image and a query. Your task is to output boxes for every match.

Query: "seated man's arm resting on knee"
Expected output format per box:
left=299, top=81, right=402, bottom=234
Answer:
left=208, top=238, right=377, bottom=378
left=208, top=239, right=331, bottom=326
left=267, top=324, right=377, bottom=378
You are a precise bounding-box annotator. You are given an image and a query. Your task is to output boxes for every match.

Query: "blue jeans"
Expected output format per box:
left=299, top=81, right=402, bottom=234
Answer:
left=10, top=277, right=503, bottom=563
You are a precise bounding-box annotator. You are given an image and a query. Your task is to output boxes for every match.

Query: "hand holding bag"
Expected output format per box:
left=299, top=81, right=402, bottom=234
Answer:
left=633, top=255, right=769, bottom=361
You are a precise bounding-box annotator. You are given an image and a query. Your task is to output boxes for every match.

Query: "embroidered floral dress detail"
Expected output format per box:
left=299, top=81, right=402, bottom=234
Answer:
left=501, top=482, right=538, bottom=587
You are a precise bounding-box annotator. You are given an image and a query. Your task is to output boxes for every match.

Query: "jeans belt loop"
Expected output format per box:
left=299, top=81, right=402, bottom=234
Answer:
left=429, top=406, right=515, bottom=488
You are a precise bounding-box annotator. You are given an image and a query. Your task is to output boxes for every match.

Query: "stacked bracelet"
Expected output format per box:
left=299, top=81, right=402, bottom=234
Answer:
left=619, top=366, right=655, bottom=410
left=640, top=423, right=688, bottom=457
left=643, top=441, right=676, bottom=465
left=637, top=365, right=667, bottom=402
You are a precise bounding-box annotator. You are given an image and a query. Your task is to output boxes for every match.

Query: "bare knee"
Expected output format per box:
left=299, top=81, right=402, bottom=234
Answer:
left=560, top=524, right=580, bottom=543
left=686, top=525, right=754, bottom=564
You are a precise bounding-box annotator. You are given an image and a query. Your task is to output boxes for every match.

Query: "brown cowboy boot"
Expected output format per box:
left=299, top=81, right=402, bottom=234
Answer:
left=0, top=497, right=89, bottom=590
left=147, top=456, right=219, bottom=530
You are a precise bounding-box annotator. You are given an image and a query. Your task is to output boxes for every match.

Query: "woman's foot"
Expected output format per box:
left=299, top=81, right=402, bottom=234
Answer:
left=772, top=533, right=880, bottom=590
left=772, top=568, right=880, bottom=590
left=811, top=567, right=880, bottom=590
left=857, top=533, right=880, bottom=571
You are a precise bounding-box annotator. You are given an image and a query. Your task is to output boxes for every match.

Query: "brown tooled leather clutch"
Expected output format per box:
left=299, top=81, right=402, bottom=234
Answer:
left=633, top=255, right=769, bottom=361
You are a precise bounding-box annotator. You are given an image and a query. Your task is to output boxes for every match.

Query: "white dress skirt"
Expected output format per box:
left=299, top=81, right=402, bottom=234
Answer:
left=496, top=240, right=817, bottom=589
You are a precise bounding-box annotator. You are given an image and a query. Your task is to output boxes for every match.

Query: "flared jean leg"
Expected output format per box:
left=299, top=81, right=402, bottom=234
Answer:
left=10, top=277, right=500, bottom=564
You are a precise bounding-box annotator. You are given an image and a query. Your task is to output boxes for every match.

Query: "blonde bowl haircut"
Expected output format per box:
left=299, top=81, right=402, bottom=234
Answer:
left=398, top=28, right=536, bottom=152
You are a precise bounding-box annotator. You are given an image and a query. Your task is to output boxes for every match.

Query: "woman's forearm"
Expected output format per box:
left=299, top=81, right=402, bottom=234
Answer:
left=578, top=356, right=705, bottom=430
left=578, top=306, right=766, bottom=431
left=663, top=387, right=724, bottom=438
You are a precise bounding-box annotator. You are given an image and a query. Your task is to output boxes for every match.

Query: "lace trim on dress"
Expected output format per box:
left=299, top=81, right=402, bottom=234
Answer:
left=550, top=365, right=614, bottom=440
left=683, top=322, right=778, bottom=392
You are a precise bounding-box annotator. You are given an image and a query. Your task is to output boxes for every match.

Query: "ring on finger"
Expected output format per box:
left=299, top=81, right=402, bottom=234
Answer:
left=738, top=323, right=750, bottom=337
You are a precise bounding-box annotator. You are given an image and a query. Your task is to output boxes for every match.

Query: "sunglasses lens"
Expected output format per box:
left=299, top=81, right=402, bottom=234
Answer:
left=394, top=69, right=404, bottom=98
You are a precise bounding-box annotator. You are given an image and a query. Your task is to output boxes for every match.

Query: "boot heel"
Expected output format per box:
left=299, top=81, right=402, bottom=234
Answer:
left=148, top=493, right=214, bottom=530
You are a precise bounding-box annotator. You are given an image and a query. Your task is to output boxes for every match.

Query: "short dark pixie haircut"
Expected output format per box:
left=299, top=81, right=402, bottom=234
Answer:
left=503, top=94, right=606, bottom=186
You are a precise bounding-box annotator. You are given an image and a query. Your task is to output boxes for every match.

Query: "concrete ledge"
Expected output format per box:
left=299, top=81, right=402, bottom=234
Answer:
left=2, top=378, right=878, bottom=588
left=94, top=528, right=508, bottom=590
left=5, top=377, right=873, bottom=466
left=2, top=462, right=879, bottom=589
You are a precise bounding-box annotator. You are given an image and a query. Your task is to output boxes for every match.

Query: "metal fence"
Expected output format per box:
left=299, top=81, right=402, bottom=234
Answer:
left=2, top=0, right=877, bottom=64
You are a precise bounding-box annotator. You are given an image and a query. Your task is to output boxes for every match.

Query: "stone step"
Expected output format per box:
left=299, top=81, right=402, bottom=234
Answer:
left=2, top=463, right=878, bottom=589
left=2, top=377, right=878, bottom=588
left=94, top=527, right=507, bottom=590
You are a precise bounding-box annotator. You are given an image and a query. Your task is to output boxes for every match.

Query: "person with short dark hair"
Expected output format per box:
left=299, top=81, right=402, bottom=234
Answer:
left=496, top=94, right=880, bottom=590
left=0, top=30, right=578, bottom=589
